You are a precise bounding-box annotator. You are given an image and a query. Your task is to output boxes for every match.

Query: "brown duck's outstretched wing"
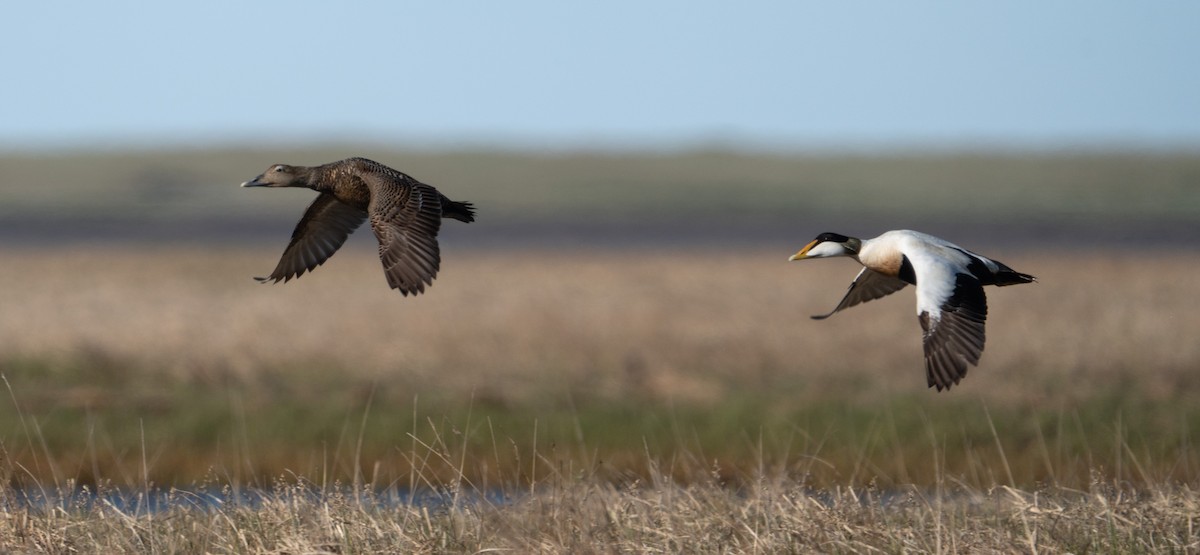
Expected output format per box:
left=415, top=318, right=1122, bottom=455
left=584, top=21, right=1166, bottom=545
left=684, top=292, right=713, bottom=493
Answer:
left=257, top=193, right=367, bottom=283
left=812, top=268, right=909, bottom=320
left=917, top=272, right=988, bottom=391
left=366, top=176, right=444, bottom=296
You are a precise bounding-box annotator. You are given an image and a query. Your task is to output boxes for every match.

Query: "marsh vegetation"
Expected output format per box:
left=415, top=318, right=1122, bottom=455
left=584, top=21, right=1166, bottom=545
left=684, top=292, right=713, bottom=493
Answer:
left=0, top=149, right=1197, bottom=552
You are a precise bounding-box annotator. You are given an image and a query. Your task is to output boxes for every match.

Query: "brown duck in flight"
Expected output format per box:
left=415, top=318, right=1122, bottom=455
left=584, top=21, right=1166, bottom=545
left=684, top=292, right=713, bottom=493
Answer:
left=789, top=230, right=1035, bottom=391
left=241, top=157, right=475, bottom=296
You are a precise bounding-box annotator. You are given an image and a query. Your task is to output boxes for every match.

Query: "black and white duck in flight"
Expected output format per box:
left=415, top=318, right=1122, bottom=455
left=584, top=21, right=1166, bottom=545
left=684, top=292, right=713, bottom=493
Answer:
left=788, top=230, right=1035, bottom=391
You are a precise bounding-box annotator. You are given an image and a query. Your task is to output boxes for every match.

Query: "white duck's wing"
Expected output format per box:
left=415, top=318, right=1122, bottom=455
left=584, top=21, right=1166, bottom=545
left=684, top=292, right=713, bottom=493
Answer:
left=812, top=268, right=909, bottom=320
left=911, top=251, right=988, bottom=391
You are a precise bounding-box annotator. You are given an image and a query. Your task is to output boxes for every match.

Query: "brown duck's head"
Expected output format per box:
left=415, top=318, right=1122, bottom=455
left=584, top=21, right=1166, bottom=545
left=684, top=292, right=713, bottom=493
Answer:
left=241, top=164, right=305, bottom=188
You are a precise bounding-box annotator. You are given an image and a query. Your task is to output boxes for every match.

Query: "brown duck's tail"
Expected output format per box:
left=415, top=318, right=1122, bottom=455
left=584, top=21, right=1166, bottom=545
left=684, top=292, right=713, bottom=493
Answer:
left=441, top=197, right=476, bottom=223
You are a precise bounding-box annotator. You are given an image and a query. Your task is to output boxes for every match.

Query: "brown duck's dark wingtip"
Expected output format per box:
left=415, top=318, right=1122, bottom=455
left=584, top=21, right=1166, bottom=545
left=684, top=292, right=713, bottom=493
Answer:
left=388, top=282, right=425, bottom=296
left=929, top=374, right=966, bottom=392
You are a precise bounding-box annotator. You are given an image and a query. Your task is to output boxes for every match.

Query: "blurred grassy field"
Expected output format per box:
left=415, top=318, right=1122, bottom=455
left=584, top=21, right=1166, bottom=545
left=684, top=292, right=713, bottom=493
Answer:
left=0, top=245, right=1197, bottom=489
left=0, top=147, right=1197, bottom=491
left=2, top=147, right=1198, bottom=246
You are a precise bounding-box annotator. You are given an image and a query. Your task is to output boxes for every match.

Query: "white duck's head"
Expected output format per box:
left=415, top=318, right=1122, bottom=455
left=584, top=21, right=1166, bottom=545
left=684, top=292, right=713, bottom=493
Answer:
left=788, top=232, right=862, bottom=261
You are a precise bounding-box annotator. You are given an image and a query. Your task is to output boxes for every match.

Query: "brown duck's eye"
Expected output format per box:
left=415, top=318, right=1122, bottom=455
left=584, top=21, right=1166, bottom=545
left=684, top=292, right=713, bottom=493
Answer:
left=272, top=165, right=285, bottom=172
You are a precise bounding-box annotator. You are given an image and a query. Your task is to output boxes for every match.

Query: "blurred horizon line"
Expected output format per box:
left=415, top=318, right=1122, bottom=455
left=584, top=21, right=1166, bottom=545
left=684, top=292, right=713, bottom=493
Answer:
left=4, top=130, right=1200, bottom=157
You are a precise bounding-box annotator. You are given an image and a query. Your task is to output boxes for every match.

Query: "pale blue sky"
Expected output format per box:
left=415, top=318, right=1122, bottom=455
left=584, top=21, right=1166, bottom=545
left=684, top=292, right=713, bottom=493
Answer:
left=3, top=1, right=1198, bottom=151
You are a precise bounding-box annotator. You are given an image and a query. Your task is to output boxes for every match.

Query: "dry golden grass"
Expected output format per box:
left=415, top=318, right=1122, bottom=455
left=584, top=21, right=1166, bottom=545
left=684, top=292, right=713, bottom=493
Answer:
left=1, top=468, right=1198, bottom=553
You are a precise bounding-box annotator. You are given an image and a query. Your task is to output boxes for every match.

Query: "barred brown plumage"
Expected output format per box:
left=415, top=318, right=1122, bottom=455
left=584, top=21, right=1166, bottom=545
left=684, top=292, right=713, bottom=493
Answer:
left=241, top=157, right=475, bottom=296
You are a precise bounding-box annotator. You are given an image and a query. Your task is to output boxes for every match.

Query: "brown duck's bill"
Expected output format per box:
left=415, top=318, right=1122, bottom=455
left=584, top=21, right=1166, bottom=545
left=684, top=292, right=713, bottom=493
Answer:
left=240, top=175, right=266, bottom=187
left=788, top=239, right=819, bottom=261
